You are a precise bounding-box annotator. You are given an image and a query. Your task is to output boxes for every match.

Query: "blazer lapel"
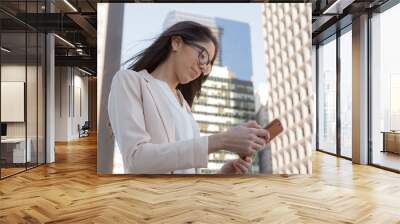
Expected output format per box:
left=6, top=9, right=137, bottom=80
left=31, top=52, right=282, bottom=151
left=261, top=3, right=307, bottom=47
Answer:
left=140, top=70, right=174, bottom=142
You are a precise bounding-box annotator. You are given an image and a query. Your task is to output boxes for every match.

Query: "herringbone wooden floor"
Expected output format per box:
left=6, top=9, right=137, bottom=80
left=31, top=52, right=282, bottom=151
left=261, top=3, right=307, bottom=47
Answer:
left=1, top=134, right=400, bottom=223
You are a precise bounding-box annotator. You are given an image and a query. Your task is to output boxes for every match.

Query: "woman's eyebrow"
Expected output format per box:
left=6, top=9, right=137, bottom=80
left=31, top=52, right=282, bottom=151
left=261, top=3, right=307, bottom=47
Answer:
left=195, top=44, right=206, bottom=51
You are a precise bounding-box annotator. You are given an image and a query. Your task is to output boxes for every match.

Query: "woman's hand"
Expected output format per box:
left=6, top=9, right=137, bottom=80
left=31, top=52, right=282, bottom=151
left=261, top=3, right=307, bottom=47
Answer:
left=208, top=120, right=269, bottom=157
left=241, top=120, right=264, bottom=130
left=218, top=156, right=253, bottom=174
left=221, top=122, right=269, bottom=157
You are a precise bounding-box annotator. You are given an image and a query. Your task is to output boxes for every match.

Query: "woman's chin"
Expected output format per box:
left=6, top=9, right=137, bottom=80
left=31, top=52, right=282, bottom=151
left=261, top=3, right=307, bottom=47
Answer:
left=181, top=77, right=195, bottom=84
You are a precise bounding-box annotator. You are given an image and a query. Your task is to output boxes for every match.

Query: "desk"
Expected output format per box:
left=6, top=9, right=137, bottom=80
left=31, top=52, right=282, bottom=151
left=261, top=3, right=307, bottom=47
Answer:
left=1, top=138, right=31, bottom=163
left=381, top=131, right=400, bottom=154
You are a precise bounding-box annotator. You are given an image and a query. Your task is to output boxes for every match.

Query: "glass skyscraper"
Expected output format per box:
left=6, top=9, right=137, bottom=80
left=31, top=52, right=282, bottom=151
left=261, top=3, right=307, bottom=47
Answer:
left=193, top=66, right=255, bottom=173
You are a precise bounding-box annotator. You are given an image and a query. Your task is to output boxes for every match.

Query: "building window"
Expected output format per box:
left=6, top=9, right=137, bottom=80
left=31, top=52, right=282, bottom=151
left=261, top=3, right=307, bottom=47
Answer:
left=371, top=3, right=400, bottom=171
left=340, top=27, right=352, bottom=158
left=317, top=36, right=337, bottom=155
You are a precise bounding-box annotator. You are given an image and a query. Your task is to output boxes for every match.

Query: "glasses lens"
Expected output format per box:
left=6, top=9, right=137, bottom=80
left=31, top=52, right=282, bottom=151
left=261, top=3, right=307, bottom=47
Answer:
left=187, top=41, right=212, bottom=74
left=196, top=48, right=207, bottom=63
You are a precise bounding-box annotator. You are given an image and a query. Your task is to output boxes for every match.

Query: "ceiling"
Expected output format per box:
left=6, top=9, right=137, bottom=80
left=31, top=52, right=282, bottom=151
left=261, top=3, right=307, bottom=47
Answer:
left=0, top=0, right=97, bottom=75
left=312, top=0, right=391, bottom=44
left=1, top=0, right=398, bottom=75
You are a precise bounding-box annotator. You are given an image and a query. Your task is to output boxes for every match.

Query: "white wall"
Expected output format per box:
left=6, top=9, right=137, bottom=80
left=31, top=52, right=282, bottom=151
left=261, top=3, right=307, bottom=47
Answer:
left=55, top=67, right=89, bottom=141
left=55, top=66, right=68, bottom=141
left=1, top=65, right=26, bottom=135
left=1, top=82, right=25, bottom=122
left=71, top=73, right=89, bottom=138
left=1, top=63, right=47, bottom=163
left=1, top=65, right=36, bottom=138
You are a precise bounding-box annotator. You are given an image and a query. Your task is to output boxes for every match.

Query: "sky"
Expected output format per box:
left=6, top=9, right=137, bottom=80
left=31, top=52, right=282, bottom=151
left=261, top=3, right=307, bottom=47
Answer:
left=120, top=3, right=268, bottom=106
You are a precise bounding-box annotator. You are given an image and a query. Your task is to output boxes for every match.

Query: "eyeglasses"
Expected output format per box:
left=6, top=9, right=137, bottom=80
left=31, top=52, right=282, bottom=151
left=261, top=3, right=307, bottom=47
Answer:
left=183, top=40, right=213, bottom=74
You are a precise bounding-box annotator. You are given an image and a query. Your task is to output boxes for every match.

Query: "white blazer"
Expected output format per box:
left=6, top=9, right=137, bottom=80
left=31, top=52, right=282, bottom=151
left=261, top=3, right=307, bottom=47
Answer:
left=108, top=69, right=209, bottom=174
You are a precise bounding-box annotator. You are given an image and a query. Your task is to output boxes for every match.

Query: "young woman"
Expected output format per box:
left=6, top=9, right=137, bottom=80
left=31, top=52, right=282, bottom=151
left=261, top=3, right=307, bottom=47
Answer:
left=108, top=21, right=269, bottom=174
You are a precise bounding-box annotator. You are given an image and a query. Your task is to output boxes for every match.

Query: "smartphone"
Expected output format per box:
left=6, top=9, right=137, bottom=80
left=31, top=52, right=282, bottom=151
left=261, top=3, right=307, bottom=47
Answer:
left=264, top=118, right=283, bottom=142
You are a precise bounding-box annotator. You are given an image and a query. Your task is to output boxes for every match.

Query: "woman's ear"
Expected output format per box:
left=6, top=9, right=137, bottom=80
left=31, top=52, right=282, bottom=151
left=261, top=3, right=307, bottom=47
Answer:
left=171, top=36, right=183, bottom=52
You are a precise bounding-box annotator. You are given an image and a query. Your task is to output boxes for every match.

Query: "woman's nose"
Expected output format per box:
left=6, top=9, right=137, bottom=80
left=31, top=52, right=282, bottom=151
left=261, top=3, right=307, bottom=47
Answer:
left=198, top=63, right=207, bottom=73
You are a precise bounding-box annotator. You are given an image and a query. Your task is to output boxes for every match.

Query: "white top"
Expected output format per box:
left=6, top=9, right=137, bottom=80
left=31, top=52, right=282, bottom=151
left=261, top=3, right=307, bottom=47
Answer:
left=107, top=69, right=209, bottom=174
left=153, top=78, right=201, bottom=174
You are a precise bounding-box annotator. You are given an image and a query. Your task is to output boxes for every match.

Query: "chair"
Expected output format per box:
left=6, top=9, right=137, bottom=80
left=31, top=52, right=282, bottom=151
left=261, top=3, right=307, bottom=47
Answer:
left=79, top=121, right=90, bottom=138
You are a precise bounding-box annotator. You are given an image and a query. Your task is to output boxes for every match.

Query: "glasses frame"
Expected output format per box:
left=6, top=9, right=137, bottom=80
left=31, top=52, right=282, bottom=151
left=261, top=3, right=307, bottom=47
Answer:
left=183, top=40, right=213, bottom=74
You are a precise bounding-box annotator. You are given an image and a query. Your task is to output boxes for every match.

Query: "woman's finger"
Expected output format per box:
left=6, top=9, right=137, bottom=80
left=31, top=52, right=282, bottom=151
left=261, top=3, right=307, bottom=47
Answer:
left=265, top=130, right=271, bottom=142
left=251, top=134, right=267, bottom=146
left=246, top=120, right=262, bottom=129
left=250, top=142, right=265, bottom=152
left=237, top=163, right=248, bottom=174
left=241, top=156, right=252, bottom=163
left=250, top=128, right=269, bottom=138
left=232, top=162, right=244, bottom=174
left=244, top=156, right=252, bottom=164
left=238, top=157, right=252, bottom=170
left=235, top=161, right=249, bottom=174
left=241, top=147, right=257, bottom=158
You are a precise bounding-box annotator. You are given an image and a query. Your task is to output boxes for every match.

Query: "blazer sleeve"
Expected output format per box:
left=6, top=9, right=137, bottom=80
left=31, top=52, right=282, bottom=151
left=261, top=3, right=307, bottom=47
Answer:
left=108, top=70, right=209, bottom=174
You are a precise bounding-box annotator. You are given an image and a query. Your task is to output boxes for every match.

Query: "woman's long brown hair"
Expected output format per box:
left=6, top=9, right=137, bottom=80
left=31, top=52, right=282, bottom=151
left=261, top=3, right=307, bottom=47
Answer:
left=127, top=21, right=219, bottom=107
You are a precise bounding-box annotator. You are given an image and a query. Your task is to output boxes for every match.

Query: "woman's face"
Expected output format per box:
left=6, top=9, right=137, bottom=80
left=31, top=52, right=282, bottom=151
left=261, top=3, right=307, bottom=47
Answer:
left=171, top=37, right=216, bottom=84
